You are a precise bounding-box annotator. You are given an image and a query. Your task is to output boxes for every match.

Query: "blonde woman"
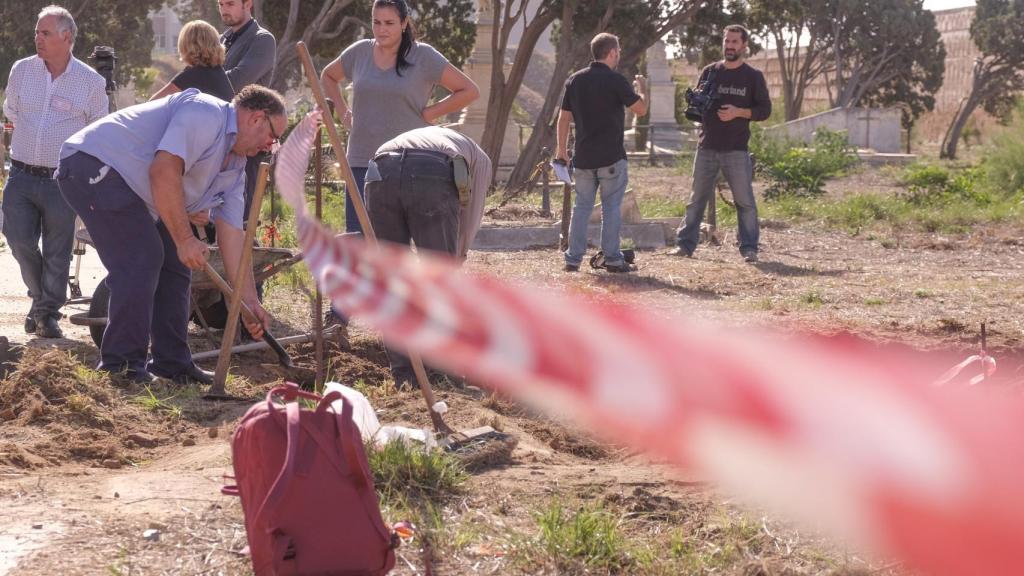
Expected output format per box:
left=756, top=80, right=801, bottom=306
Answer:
left=151, top=20, right=234, bottom=102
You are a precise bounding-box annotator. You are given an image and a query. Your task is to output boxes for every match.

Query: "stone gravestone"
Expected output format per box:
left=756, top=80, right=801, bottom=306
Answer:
left=646, top=40, right=682, bottom=150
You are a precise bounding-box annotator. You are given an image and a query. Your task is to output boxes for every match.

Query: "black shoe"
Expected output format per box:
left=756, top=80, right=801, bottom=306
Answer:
left=24, top=316, right=36, bottom=334
left=564, top=264, right=580, bottom=272
left=125, top=370, right=157, bottom=384
left=103, top=368, right=156, bottom=384
left=154, top=363, right=214, bottom=386
left=742, top=251, right=759, bottom=263
left=667, top=246, right=692, bottom=258
left=605, top=262, right=637, bottom=273
left=35, top=317, right=63, bottom=339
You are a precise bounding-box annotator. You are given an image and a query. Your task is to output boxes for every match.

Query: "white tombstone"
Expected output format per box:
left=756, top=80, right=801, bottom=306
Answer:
left=645, top=40, right=682, bottom=150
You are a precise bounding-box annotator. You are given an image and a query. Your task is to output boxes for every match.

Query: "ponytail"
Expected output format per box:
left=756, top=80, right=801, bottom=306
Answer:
left=374, top=0, right=416, bottom=77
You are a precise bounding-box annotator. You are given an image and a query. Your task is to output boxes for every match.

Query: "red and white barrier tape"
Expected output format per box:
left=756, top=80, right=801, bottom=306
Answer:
left=934, top=353, right=997, bottom=387
left=277, top=113, right=1024, bottom=575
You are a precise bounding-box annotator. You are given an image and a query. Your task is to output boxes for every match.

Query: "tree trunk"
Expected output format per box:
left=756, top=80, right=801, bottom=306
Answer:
left=506, top=0, right=583, bottom=188
left=479, top=1, right=558, bottom=180
left=941, top=92, right=981, bottom=160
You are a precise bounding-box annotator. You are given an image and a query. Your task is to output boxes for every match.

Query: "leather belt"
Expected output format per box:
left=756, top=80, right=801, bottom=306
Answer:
left=375, top=148, right=451, bottom=163
left=11, top=159, right=56, bottom=178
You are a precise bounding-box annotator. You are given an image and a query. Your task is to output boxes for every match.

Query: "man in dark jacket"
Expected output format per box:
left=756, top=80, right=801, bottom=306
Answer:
left=219, top=0, right=276, bottom=216
left=670, top=24, right=771, bottom=262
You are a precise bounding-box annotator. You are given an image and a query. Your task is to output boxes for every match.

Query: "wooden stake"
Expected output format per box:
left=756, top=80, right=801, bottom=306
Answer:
left=212, top=163, right=270, bottom=394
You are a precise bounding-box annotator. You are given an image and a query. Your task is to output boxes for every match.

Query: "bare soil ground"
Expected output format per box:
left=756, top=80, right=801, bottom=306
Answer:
left=1, top=165, right=1022, bottom=575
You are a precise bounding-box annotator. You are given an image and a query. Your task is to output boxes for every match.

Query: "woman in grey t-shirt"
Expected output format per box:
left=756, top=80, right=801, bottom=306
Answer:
left=321, top=0, right=479, bottom=233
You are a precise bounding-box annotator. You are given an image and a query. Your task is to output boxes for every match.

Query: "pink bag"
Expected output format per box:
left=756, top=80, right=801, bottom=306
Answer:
left=225, top=383, right=396, bottom=575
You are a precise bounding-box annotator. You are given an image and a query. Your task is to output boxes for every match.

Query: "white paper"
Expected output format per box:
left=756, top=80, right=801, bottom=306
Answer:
left=551, top=161, right=573, bottom=184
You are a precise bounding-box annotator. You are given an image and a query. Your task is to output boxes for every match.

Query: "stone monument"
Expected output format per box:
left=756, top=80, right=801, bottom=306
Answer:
left=645, top=40, right=682, bottom=150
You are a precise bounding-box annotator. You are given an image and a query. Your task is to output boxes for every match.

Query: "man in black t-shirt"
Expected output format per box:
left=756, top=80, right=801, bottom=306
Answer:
left=670, top=24, right=771, bottom=262
left=557, top=33, right=648, bottom=273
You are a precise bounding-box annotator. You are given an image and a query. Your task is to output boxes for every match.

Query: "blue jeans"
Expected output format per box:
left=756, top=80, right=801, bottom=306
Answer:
left=344, top=166, right=368, bottom=233
left=676, top=149, right=759, bottom=255
left=1, top=166, right=76, bottom=321
left=57, top=152, right=192, bottom=375
left=565, top=158, right=628, bottom=267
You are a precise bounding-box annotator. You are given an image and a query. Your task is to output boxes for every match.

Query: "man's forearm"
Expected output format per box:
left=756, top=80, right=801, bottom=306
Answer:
left=556, top=112, right=571, bottom=156
left=150, top=159, right=192, bottom=245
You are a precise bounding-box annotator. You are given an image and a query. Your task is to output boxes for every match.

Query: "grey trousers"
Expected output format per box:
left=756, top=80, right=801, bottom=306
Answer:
left=365, top=149, right=459, bottom=385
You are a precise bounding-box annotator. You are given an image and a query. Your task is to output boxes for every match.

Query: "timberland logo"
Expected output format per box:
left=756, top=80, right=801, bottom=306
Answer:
left=718, top=85, right=748, bottom=96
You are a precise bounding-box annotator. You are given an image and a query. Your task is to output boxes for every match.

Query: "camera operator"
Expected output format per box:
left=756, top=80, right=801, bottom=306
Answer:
left=670, top=25, right=771, bottom=263
left=2, top=6, right=108, bottom=339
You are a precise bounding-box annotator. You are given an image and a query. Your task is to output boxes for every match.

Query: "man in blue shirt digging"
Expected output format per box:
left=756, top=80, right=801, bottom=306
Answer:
left=56, top=86, right=285, bottom=384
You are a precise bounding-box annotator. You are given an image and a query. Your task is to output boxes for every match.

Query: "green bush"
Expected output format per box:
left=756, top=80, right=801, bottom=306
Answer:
left=900, top=164, right=989, bottom=205
left=983, top=104, right=1024, bottom=195
left=756, top=127, right=857, bottom=200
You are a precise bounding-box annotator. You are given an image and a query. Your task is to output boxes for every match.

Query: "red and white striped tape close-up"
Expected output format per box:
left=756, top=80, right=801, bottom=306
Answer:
left=277, top=113, right=1024, bottom=576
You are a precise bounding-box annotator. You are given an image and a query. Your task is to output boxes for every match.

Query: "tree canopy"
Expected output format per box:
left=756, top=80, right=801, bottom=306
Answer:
left=941, top=0, right=1024, bottom=158
left=0, top=0, right=162, bottom=92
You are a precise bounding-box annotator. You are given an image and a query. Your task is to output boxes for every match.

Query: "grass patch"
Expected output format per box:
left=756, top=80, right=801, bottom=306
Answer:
left=365, top=441, right=466, bottom=556
left=638, top=196, right=685, bottom=218
left=532, top=501, right=635, bottom=573
left=368, top=439, right=466, bottom=504
left=760, top=189, right=1024, bottom=234
left=131, top=384, right=188, bottom=419
left=800, top=291, right=825, bottom=308
left=914, top=288, right=934, bottom=298
left=864, top=297, right=886, bottom=306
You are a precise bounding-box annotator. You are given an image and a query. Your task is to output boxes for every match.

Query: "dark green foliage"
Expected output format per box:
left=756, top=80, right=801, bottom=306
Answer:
left=669, top=0, right=753, bottom=68
left=756, top=127, right=857, bottom=199
left=0, top=0, right=163, bottom=91
left=900, top=164, right=989, bottom=206
left=970, top=0, right=1024, bottom=121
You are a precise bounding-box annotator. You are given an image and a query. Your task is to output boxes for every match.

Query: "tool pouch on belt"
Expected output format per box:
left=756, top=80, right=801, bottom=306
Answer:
left=452, top=155, right=471, bottom=207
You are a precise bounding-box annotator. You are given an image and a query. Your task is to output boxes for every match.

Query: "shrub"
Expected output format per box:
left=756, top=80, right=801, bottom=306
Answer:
left=900, top=164, right=989, bottom=205
left=983, top=103, right=1024, bottom=195
left=757, top=127, right=858, bottom=200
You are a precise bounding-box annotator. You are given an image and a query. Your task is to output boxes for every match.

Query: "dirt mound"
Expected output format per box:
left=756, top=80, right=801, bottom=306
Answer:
left=0, top=349, right=177, bottom=470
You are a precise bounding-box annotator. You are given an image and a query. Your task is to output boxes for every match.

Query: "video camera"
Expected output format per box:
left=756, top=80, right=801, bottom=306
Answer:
left=88, top=46, right=117, bottom=94
left=683, top=67, right=719, bottom=123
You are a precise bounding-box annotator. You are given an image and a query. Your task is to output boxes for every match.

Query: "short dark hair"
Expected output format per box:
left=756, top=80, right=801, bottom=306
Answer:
left=233, top=85, right=286, bottom=117
left=590, top=33, right=619, bottom=61
left=724, top=24, right=750, bottom=43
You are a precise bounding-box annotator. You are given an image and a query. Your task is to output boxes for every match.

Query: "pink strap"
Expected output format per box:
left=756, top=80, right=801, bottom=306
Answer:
left=255, top=400, right=302, bottom=526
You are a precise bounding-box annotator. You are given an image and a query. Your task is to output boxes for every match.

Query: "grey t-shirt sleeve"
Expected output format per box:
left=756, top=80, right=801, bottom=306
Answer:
left=413, top=42, right=449, bottom=84
left=339, top=39, right=371, bottom=80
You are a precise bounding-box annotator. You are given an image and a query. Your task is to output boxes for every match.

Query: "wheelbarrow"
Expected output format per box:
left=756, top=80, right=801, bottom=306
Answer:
left=68, top=227, right=302, bottom=350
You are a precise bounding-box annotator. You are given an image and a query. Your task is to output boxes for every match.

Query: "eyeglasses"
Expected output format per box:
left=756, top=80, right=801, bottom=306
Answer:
left=264, top=115, right=282, bottom=152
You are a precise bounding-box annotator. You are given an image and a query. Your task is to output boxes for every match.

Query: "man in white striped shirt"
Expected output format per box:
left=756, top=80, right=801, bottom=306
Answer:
left=2, top=5, right=108, bottom=338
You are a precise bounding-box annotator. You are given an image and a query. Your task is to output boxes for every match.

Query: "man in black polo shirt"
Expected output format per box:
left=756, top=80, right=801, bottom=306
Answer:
left=556, top=33, right=647, bottom=273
